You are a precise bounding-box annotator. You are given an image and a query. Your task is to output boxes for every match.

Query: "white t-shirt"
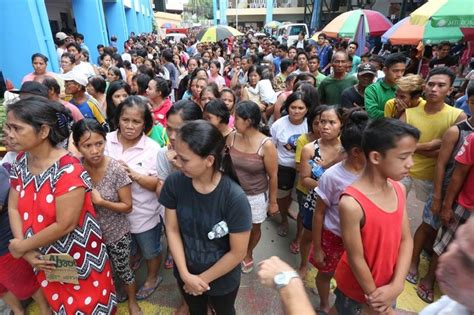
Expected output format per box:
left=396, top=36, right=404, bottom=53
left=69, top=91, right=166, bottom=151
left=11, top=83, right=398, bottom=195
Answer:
left=420, top=295, right=470, bottom=315
left=271, top=116, right=308, bottom=168
left=74, top=61, right=96, bottom=78
left=314, top=161, right=360, bottom=236
left=57, top=47, right=66, bottom=61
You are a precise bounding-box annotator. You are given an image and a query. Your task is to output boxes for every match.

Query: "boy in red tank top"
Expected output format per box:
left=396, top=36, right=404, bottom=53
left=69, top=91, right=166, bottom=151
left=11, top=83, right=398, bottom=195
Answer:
left=333, top=119, right=419, bottom=314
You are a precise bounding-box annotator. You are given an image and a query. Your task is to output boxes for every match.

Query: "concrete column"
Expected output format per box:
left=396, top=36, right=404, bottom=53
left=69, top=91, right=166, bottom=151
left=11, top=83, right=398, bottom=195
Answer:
left=72, top=0, right=108, bottom=68
left=126, top=6, right=139, bottom=36
left=104, top=0, right=129, bottom=53
left=219, top=0, right=227, bottom=25
left=265, top=0, right=273, bottom=25
left=213, top=0, right=218, bottom=25
left=0, top=0, right=59, bottom=87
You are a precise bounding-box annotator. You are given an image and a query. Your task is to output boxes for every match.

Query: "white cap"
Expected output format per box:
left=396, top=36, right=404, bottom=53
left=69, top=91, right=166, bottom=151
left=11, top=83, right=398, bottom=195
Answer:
left=56, top=32, right=69, bottom=41
left=61, top=70, right=88, bottom=87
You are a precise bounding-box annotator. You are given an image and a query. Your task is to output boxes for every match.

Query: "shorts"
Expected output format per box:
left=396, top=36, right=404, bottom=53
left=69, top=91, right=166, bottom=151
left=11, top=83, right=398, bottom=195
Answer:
left=422, top=192, right=441, bottom=230
left=277, top=188, right=292, bottom=199
left=296, top=190, right=307, bottom=214
left=131, top=222, right=163, bottom=260
left=334, top=289, right=364, bottom=315
left=400, top=176, right=433, bottom=203
left=301, top=189, right=318, bottom=230
left=107, top=233, right=135, bottom=285
left=309, top=229, right=344, bottom=273
left=277, top=165, right=296, bottom=191
left=0, top=253, right=40, bottom=300
left=248, top=191, right=269, bottom=224
left=433, top=203, right=472, bottom=256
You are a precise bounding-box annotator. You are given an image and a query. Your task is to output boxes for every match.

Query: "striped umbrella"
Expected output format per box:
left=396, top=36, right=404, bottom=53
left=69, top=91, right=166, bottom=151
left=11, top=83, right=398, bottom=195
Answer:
left=265, top=21, right=282, bottom=29
left=321, top=9, right=393, bottom=38
left=410, top=0, right=474, bottom=28
left=197, top=26, right=243, bottom=43
left=382, top=17, right=471, bottom=45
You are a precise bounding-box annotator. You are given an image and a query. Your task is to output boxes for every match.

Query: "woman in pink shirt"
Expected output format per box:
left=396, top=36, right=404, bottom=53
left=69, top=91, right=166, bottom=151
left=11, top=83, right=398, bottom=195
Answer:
left=21, top=53, right=55, bottom=84
left=207, top=61, right=226, bottom=89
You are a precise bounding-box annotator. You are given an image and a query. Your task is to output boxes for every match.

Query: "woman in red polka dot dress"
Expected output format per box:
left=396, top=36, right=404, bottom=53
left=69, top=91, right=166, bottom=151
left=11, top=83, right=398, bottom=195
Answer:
left=6, top=97, right=117, bottom=314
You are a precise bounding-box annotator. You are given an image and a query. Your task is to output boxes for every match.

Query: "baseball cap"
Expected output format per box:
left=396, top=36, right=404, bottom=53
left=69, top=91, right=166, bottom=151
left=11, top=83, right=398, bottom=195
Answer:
left=357, top=63, right=377, bottom=76
left=61, top=71, right=88, bottom=87
left=55, top=32, right=69, bottom=41
left=10, top=81, right=49, bottom=97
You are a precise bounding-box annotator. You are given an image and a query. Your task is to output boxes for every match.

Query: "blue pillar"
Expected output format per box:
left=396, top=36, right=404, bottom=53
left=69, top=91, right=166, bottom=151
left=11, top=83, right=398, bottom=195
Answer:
left=104, top=0, right=128, bottom=53
left=0, top=0, right=58, bottom=87
left=137, top=11, right=145, bottom=33
left=213, top=0, right=218, bottom=25
left=310, top=0, right=321, bottom=31
left=265, top=0, right=273, bottom=25
left=219, top=0, right=227, bottom=25
left=126, top=7, right=139, bottom=35
left=72, top=0, right=108, bottom=69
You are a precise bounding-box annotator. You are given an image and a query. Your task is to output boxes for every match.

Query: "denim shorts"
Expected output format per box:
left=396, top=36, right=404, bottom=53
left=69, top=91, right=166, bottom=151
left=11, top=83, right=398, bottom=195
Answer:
left=422, top=192, right=441, bottom=230
left=334, top=288, right=363, bottom=315
left=131, top=221, right=163, bottom=260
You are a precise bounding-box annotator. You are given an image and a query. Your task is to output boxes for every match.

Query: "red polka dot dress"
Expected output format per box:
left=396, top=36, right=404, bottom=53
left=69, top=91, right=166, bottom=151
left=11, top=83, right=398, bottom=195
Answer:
left=10, top=153, right=117, bottom=314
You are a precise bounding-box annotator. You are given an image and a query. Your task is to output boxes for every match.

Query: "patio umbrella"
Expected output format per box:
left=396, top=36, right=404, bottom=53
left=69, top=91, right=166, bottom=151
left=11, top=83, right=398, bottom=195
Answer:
left=321, top=9, right=393, bottom=38
left=265, top=21, right=282, bottom=29
left=197, top=26, right=243, bottom=43
left=382, top=16, right=470, bottom=45
left=410, top=0, right=474, bottom=28
left=161, top=23, right=175, bottom=29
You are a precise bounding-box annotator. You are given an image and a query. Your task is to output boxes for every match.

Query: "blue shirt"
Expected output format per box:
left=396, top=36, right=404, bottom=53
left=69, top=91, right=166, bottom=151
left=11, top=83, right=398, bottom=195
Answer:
left=455, top=95, right=472, bottom=116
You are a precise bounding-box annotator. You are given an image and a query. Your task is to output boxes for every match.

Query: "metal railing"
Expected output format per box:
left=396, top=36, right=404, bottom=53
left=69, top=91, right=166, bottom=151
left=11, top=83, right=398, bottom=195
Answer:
left=228, top=0, right=304, bottom=9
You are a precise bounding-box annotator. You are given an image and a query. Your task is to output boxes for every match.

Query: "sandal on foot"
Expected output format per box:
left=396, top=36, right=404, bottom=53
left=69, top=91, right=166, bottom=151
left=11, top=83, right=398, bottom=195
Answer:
left=416, top=282, right=434, bottom=304
left=277, top=225, right=288, bottom=237
left=136, top=276, right=163, bottom=300
left=241, top=260, right=254, bottom=274
left=164, top=255, right=174, bottom=269
left=290, top=241, right=300, bottom=254
left=406, top=271, right=418, bottom=284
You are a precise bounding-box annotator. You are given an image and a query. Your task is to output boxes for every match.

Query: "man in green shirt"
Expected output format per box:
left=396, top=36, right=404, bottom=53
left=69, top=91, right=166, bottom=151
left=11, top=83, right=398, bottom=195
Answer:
left=365, top=53, right=406, bottom=119
left=308, top=55, right=326, bottom=88
left=318, top=51, right=358, bottom=105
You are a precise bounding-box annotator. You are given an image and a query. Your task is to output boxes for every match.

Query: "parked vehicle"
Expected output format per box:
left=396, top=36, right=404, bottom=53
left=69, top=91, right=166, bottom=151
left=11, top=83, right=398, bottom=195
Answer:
left=276, top=23, right=309, bottom=47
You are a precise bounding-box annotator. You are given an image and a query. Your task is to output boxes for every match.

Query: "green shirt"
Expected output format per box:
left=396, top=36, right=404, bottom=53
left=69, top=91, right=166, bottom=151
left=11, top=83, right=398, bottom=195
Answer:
left=314, top=72, right=327, bottom=88
left=148, top=124, right=168, bottom=147
left=364, top=80, right=397, bottom=119
left=318, top=74, right=358, bottom=105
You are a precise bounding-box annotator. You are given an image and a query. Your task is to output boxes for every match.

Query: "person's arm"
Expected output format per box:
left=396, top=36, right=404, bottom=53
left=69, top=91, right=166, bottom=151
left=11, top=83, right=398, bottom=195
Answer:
left=165, top=207, right=210, bottom=293
left=300, top=144, right=318, bottom=190
left=339, top=195, right=377, bottom=296
left=230, top=67, right=240, bottom=89
left=440, top=162, right=471, bottom=225
left=272, top=93, right=287, bottom=121
left=263, top=140, right=279, bottom=216
left=199, top=230, right=250, bottom=284
left=312, top=196, right=328, bottom=266
left=401, top=112, right=443, bottom=156
left=7, top=189, right=23, bottom=239
left=430, top=127, right=459, bottom=215
left=455, top=111, right=468, bottom=123
left=367, top=195, right=413, bottom=312
left=9, top=188, right=85, bottom=258
left=364, top=85, right=384, bottom=119
left=91, top=185, right=132, bottom=213
left=258, top=256, right=316, bottom=315
left=119, top=160, right=159, bottom=192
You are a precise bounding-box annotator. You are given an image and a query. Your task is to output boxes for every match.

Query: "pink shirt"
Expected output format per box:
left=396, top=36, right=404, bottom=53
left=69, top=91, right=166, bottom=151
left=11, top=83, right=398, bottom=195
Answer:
left=455, top=133, right=474, bottom=210
left=59, top=100, right=84, bottom=122
left=105, top=131, right=163, bottom=233
left=151, top=98, right=172, bottom=127
left=208, top=74, right=226, bottom=88
left=21, top=72, right=56, bottom=84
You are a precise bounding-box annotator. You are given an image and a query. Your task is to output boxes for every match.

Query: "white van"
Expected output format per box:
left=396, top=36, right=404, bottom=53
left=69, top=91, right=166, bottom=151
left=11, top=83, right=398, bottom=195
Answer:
left=164, top=33, right=187, bottom=44
left=276, top=23, right=309, bottom=47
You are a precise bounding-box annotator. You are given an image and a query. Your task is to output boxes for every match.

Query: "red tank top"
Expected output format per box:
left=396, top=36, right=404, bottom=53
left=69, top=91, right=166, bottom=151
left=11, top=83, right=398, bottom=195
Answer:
left=334, top=179, right=405, bottom=303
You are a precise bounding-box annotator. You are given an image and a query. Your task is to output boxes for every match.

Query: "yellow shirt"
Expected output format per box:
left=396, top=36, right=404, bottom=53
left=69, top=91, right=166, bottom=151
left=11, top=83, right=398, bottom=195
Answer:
left=295, top=133, right=311, bottom=194
left=384, top=97, right=425, bottom=118
left=406, top=102, right=463, bottom=180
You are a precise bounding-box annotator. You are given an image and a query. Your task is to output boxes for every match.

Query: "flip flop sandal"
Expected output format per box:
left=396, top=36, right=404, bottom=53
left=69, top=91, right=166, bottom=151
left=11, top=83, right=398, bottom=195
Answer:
left=277, top=225, right=288, bottom=237
left=241, top=260, right=254, bottom=274
left=290, top=241, right=300, bottom=254
left=406, top=271, right=418, bottom=284
left=416, top=282, right=434, bottom=304
left=136, top=276, right=163, bottom=300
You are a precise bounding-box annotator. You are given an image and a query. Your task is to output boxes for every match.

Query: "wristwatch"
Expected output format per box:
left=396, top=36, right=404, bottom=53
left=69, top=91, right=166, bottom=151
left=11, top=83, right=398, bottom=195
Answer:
left=273, top=271, right=299, bottom=290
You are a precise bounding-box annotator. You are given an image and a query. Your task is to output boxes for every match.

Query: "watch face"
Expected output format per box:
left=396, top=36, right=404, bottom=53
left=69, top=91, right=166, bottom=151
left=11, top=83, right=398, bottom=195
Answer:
left=274, top=273, right=286, bottom=286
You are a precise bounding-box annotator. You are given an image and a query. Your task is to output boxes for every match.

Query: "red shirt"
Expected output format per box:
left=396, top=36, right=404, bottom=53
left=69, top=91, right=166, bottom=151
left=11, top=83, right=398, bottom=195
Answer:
left=455, top=133, right=474, bottom=210
left=335, top=180, right=405, bottom=303
left=151, top=98, right=172, bottom=127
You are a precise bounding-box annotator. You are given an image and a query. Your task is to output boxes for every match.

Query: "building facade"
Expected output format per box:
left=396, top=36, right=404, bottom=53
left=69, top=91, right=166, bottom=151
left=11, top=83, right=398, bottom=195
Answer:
left=0, top=0, right=154, bottom=87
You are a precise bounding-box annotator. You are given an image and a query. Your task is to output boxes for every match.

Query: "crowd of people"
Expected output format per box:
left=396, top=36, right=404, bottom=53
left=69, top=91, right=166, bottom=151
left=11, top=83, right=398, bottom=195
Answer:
left=0, top=28, right=473, bottom=315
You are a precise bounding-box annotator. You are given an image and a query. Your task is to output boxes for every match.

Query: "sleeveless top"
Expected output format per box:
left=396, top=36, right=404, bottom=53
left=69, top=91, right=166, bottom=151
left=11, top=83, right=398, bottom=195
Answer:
left=229, top=132, right=271, bottom=195
left=406, top=102, right=462, bottom=180
left=334, top=180, right=405, bottom=303
left=440, top=120, right=474, bottom=192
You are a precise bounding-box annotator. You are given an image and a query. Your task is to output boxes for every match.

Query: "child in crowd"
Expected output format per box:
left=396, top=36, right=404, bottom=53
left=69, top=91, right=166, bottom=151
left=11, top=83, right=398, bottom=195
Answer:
left=311, top=110, right=368, bottom=314
left=334, top=118, right=418, bottom=314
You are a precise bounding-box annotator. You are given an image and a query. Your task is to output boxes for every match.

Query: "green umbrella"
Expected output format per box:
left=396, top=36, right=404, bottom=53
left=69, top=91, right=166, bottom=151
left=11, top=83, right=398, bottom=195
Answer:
left=410, top=0, right=474, bottom=28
